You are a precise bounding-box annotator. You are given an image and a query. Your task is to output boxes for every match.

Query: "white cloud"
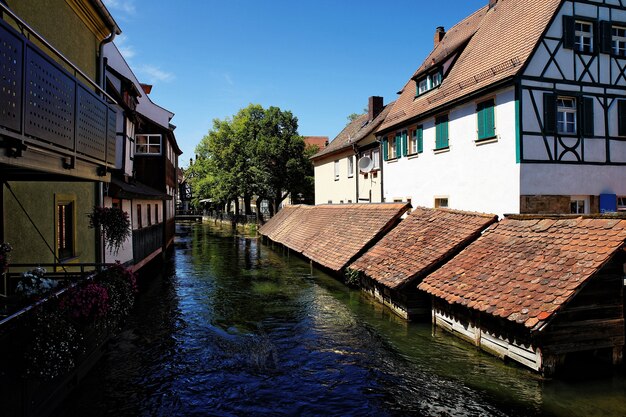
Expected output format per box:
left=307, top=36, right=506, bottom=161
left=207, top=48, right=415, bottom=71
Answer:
left=115, top=35, right=136, bottom=60
left=135, top=64, right=175, bottom=83
left=103, top=0, right=136, bottom=16
left=224, top=73, right=234, bottom=86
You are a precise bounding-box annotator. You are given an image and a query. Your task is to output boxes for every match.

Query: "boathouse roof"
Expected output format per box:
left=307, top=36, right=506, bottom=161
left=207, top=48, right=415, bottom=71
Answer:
left=418, top=215, right=626, bottom=331
left=350, top=207, right=497, bottom=290
left=378, top=0, right=561, bottom=133
left=259, top=203, right=410, bottom=272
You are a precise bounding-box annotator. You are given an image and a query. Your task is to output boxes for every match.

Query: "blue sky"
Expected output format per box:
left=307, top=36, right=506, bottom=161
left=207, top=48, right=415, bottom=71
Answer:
left=103, top=0, right=488, bottom=167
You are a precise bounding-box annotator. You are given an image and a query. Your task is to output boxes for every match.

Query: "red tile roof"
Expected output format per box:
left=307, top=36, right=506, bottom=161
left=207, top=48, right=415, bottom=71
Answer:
left=303, top=136, right=328, bottom=150
left=259, top=203, right=410, bottom=271
left=418, top=216, right=626, bottom=331
left=379, top=0, right=561, bottom=132
left=351, top=207, right=497, bottom=290
left=312, top=102, right=394, bottom=160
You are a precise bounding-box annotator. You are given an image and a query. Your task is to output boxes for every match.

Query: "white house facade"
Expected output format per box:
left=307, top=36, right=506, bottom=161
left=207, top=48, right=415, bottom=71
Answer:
left=378, top=0, right=626, bottom=217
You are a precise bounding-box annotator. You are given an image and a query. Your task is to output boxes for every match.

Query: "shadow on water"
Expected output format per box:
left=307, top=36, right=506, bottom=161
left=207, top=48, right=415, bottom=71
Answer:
left=55, top=222, right=626, bottom=417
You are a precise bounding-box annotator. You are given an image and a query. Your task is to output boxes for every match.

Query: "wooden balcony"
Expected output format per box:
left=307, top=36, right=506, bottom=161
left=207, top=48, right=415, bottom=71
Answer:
left=133, top=224, right=163, bottom=263
left=0, top=8, right=116, bottom=181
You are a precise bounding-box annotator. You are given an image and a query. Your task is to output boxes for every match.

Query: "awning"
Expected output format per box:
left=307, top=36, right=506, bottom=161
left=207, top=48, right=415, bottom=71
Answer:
left=108, top=176, right=171, bottom=200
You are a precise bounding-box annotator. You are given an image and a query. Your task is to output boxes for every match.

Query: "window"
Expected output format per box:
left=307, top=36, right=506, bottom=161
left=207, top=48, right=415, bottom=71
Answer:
left=389, top=135, right=398, bottom=159
left=147, top=204, right=152, bottom=226
left=372, top=148, right=380, bottom=169
left=347, top=156, right=354, bottom=178
left=154, top=204, right=159, bottom=223
left=135, top=134, right=162, bottom=155
left=57, top=200, right=74, bottom=260
left=557, top=97, right=577, bottom=135
left=613, top=26, right=626, bottom=56
left=618, top=197, right=626, bottom=211
left=477, top=99, right=496, bottom=140
left=618, top=100, right=626, bottom=137
left=570, top=198, right=586, bottom=214
left=334, top=160, right=340, bottom=180
left=575, top=20, right=593, bottom=52
left=415, top=71, right=443, bottom=96
left=434, top=197, right=449, bottom=208
left=410, top=126, right=423, bottom=154
left=435, top=115, right=449, bottom=149
left=137, top=204, right=142, bottom=229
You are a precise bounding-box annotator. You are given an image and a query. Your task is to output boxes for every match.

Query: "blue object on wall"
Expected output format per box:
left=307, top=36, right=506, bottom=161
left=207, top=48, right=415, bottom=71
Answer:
left=599, top=194, right=617, bottom=213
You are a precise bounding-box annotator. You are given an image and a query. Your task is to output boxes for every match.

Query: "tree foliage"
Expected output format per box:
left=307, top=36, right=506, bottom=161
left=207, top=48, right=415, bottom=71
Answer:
left=190, top=104, right=314, bottom=217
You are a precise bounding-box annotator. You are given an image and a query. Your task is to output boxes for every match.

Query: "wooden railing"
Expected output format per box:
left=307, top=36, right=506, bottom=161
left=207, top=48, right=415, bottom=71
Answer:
left=132, top=224, right=163, bottom=262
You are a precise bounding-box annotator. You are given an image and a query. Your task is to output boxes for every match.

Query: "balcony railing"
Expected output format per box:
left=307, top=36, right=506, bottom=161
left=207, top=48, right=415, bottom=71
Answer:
left=0, top=4, right=117, bottom=169
left=133, top=223, right=163, bottom=262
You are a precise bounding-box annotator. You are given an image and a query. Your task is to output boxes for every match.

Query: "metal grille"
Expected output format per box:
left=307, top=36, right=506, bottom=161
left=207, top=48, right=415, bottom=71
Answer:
left=0, top=23, right=22, bottom=132
left=24, top=47, right=75, bottom=149
left=106, top=107, right=116, bottom=165
left=76, top=86, right=106, bottom=160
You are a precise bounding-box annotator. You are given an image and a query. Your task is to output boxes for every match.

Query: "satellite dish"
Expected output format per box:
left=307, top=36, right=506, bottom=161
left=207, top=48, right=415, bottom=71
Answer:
left=359, top=156, right=374, bottom=173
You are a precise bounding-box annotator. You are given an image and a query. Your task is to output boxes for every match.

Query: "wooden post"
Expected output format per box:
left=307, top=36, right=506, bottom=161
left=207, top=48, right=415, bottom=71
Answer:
left=613, top=345, right=623, bottom=366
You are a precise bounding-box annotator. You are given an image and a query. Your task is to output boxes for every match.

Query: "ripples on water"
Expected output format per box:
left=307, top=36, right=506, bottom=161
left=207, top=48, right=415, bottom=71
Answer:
left=56, top=222, right=626, bottom=417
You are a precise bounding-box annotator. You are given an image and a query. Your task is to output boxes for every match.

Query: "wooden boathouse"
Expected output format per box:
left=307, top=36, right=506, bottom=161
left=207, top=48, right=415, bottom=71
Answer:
left=350, top=207, right=497, bottom=320
left=258, top=203, right=410, bottom=272
left=418, top=215, right=626, bottom=377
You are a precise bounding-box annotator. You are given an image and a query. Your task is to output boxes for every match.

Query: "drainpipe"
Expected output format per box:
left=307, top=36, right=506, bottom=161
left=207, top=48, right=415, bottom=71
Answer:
left=97, top=33, right=116, bottom=92
left=376, top=137, right=385, bottom=202
left=353, top=143, right=359, bottom=203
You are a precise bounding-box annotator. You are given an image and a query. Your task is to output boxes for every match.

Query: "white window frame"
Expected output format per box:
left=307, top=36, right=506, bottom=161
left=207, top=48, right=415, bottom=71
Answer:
left=617, top=196, right=626, bottom=211
left=575, top=20, right=593, bottom=53
left=389, top=137, right=398, bottom=159
left=409, top=130, right=418, bottom=154
left=334, top=160, right=340, bottom=181
left=418, top=79, right=429, bottom=95
left=434, top=197, right=449, bottom=208
left=570, top=195, right=589, bottom=214
left=135, top=134, right=162, bottom=155
left=372, top=148, right=380, bottom=170
left=613, top=25, right=626, bottom=56
left=347, top=156, right=354, bottom=178
left=557, top=97, right=577, bottom=135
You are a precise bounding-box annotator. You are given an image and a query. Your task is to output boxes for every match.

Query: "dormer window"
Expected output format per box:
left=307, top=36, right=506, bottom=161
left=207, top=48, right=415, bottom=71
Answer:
left=415, top=70, right=443, bottom=97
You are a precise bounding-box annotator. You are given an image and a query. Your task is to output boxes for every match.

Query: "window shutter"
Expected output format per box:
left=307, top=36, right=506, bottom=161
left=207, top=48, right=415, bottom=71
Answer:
left=543, top=94, right=556, bottom=134
left=382, top=137, right=388, bottom=161
left=477, top=100, right=495, bottom=140
left=395, top=132, right=402, bottom=158
left=563, top=15, right=575, bottom=49
left=401, top=131, right=408, bottom=157
left=619, top=100, right=626, bottom=136
left=417, top=126, right=423, bottom=153
left=582, top=96, right=594, bottom=137
left=600, top=21, right=612, bottom=54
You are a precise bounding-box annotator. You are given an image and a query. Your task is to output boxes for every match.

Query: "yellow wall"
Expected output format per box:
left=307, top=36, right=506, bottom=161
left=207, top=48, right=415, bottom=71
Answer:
left=5, top=0, right=109, bottom=80
left=3, top=182, right=96, bottom=265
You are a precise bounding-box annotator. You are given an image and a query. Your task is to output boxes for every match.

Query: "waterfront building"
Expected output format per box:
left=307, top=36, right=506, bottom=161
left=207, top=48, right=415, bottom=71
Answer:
left=103, top=43, right=181, bottom=270
left=0, top=0, right=119, bottom=272
left=419, top=215, right=626, bottom=376
left=312, top=97, right=393, bottom=205
left=350, top=207, right=497, bottom=320
left=378, top=0, right=626, bottom=216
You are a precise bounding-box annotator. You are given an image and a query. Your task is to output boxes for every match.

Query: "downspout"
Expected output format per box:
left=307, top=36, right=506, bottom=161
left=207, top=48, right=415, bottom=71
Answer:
left=377, top=137, right=384, bottom=202
left=353, top=143, right=359, bottom=203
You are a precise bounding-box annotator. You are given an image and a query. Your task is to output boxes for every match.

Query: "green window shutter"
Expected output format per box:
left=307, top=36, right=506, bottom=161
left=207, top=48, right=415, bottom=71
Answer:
left=436, top=115, right=449, bottom=149
left=395, top=132, right=401, bottom=158
left=581, top=96, right=594, bottom=137
left=563, top=15, right=575, bottom=49
left=417, top=126, right=423, bottom=153
left=600, top=21, right=612, bottom=54
left=382, top=137, right=388, bottom=161
left=618, top=100, right=626, bottom=136
left=543, top=94, right=556, bottom=134
left=401, top=131, right=408, bottom=157
left=477, top=99, right=495, bottom=140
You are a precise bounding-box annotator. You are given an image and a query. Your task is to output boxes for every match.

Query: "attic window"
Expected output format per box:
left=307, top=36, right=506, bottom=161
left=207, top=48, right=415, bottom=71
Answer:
left=415, top=70, right=442, bottom=97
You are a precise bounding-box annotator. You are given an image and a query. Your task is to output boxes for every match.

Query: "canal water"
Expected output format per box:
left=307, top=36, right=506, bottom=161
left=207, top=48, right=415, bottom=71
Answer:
left=56, top=222, right=626, bottom=416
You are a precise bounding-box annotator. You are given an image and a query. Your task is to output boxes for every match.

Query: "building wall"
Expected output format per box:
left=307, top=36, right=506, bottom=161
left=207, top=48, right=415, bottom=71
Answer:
left=314, top=149, right=357, bottom=205
left=356, top=134, right=383, bottom=203
left=6, top=0, right=101, bottom=80
left=383, top=87, right=520, bottom=216
left=3, top=181, right=96, bottom=265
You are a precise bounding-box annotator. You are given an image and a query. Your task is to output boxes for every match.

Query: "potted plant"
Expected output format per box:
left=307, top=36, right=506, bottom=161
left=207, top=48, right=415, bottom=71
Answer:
left=88, top=206, right=131, bottom=255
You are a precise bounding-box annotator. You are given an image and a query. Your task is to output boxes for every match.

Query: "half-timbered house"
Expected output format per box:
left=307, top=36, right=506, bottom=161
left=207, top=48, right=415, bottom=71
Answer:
left=378, top=0, right=626, bottom=216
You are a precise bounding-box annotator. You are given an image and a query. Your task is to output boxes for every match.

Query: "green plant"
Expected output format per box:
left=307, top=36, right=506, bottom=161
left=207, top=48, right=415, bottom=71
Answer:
left=98, top=263, right=137, bottom=330
left=88, top=206, right=131, bottom=255
left=344, top=268, right=361, bottom=288
left=15, top=267, right=59, bottom=299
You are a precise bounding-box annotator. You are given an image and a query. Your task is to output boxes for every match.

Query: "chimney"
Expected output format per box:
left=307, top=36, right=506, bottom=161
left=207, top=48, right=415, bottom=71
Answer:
left=489, top=0, right=498, bottom=8
left=368, top=96, right=384, bottom=121
left=434, top=26, right=445, bottom=47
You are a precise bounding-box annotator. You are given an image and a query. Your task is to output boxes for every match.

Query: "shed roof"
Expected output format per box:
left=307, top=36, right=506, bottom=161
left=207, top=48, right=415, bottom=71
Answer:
left=379, top=0, right=561, bottom=132
left=351, top=207, right=497, bottom=290
left=260, top=203, right=410, bottom=271
left=418, top=216, right=626, bottom=331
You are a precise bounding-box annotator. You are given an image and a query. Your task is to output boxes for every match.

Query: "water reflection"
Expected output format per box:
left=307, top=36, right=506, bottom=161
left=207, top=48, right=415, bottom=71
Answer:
left=55, top=222, right=626, bottom=417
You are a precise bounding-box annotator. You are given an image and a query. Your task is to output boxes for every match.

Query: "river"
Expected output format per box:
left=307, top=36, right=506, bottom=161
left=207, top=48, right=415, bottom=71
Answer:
left=55, top=222, right=626, bottom=416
